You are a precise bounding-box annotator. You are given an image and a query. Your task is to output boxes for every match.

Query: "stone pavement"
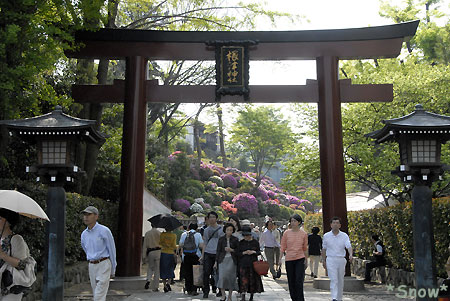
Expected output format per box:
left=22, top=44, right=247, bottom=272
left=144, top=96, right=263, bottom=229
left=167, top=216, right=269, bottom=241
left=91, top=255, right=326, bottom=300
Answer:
left=64, top=263, right=412, bottom=301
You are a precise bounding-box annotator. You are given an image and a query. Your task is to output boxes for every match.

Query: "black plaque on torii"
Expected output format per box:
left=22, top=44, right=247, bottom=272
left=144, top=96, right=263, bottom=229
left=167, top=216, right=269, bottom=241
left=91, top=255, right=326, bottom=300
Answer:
left=205, top=40, right=258, bottom=101
left=66, top=20, right=419, bottom=277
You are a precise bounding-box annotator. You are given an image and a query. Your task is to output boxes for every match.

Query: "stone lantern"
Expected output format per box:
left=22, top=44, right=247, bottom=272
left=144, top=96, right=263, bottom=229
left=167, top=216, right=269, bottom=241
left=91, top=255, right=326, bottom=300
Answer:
left=0, top=105, right=104, bottom=300
left=367, top=104, right=450, bottom=301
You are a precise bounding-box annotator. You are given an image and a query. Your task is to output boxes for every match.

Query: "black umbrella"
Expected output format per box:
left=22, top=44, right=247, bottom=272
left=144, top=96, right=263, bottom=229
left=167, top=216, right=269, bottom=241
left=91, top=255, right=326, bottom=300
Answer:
left=148, top=213, right=182, bottom=231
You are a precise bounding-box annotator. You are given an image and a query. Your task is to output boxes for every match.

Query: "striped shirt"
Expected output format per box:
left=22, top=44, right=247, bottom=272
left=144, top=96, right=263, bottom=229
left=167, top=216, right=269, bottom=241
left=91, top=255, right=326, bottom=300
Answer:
left=280, top=228, right=308, bottom=261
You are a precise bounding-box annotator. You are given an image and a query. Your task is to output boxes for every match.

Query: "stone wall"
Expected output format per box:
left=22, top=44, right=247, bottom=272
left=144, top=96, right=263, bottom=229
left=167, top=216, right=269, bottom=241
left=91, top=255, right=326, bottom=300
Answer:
left=23, top=262, right=89, bottom=301
left=352, top=258, right=446, bottom=288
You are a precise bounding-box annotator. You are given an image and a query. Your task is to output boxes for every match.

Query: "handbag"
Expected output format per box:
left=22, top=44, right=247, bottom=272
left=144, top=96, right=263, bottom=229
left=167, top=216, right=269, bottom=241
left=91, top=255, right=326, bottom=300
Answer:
left=253, top=259, right=269, bottom=276
left=193, top=264, right=203, bottom=287
left=274, top=264, right=282, bottom=279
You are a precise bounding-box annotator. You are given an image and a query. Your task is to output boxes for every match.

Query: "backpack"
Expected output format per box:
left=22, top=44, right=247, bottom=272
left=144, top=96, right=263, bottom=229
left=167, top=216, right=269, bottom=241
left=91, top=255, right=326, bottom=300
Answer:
left=183, top=232, right=197, bottom=252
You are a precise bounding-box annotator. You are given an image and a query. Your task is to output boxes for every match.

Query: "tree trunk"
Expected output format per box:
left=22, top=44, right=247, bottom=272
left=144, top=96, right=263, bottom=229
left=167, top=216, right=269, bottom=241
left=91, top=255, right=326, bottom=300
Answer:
left=216, top=103, right=227, bottom=167
left=194, top=120, right=202, bottom=170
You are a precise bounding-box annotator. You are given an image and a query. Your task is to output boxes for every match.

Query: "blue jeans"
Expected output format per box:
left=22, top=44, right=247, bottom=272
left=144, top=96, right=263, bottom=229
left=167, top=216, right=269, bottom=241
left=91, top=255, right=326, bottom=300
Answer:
left=285, top=257, right=305, bottom=301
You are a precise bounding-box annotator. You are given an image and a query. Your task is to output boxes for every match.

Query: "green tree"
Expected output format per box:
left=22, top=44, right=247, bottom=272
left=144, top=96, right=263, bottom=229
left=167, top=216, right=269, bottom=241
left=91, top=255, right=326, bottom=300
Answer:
left=229, top=105, right=294, bottom=188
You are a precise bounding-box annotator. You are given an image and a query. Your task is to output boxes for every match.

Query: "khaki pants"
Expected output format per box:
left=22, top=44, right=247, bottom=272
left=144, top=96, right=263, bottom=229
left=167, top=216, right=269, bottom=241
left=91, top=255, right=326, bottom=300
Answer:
left=309, top=255, right=320, bottom=276
left=264, top=247, right=280, bottom=277
left=89, top=259, right=112, bottom=301
left=146, top=250, right=161, bottom=290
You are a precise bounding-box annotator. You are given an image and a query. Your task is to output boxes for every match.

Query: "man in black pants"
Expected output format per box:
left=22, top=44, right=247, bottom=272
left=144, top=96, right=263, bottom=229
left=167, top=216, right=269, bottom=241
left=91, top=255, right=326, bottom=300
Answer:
left=180, top=223, right=204, bottom=296
left=364, top=234, right=386, bottom=282
left=201, top=211, right=223, bottom=299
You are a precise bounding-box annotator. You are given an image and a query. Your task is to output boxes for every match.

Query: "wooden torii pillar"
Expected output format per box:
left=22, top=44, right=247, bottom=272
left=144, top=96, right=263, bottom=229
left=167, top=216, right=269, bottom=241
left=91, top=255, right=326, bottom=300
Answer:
left=67, top=21, right=419, bottom=277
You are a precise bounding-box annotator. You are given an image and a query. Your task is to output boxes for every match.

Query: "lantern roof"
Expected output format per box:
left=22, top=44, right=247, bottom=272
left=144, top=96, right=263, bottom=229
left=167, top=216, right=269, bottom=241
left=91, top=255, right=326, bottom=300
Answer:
left=0, top=106, right=105, bottom=144
left=367, top=104, right=450, bottom=143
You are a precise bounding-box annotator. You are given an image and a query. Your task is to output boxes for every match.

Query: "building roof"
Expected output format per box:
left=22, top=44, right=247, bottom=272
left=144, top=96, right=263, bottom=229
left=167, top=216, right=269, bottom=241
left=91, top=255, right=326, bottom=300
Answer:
left=0, top=106, right=105, bottom=144
left=366, top=104, right=450, bottom=143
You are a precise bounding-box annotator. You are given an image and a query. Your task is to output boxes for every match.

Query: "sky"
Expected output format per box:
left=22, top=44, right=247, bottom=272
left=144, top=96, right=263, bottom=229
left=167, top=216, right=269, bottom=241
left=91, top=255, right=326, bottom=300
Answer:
left=183, top=0, right=449, bottom=126
left=249, top=0, right=404, bottom=85
left=184, top=0, right=395, bottom=121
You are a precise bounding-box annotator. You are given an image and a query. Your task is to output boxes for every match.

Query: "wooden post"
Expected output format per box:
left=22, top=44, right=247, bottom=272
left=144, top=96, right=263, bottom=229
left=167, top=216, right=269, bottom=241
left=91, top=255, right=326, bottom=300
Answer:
left=116, top=56, right=148, bottom=276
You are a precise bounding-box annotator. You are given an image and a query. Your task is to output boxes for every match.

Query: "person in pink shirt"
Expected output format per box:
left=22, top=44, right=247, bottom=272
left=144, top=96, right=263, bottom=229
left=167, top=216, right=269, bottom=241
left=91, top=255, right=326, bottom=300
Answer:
left=279, top=214, right=308, bottom=301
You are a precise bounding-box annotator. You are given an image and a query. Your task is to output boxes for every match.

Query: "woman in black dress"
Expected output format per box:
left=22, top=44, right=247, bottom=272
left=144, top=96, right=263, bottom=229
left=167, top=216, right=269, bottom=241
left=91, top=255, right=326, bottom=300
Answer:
left=237, top=226, right=263, bottom=301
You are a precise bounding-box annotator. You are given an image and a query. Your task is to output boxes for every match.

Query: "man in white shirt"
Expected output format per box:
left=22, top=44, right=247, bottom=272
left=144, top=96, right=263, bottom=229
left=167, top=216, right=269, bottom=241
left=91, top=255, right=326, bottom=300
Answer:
left=81, top=206, right=117, bottom=301
left=322, top=217, right=352, bottom=301
left=259, top=220, right=281, bottom=279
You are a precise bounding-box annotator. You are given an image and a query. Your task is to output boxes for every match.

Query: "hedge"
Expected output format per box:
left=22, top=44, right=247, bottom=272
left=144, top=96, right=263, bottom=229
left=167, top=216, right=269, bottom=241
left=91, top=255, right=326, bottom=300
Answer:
left=304, top=197, right=450, bottom=278
left=0, top=179, right=119, bottom=271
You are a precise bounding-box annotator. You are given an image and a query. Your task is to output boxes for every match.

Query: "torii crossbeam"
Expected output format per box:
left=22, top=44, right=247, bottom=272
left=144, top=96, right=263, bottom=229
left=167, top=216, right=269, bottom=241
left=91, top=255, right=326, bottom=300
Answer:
left=66, top=20, right=419, bottom=277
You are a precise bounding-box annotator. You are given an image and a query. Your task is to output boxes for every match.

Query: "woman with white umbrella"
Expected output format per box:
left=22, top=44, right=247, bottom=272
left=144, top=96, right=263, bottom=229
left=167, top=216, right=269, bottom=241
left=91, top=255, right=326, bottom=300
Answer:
left=0, top=208, right=34, bottom=300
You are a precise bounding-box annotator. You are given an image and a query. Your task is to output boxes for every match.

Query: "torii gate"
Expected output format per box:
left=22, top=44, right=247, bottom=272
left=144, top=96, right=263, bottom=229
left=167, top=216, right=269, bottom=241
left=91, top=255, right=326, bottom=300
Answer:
left=67, top=21, right=419, bottom=277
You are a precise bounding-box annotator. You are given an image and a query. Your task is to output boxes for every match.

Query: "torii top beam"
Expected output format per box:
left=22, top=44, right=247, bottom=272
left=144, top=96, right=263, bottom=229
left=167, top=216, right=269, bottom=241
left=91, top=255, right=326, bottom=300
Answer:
left=66, top=20, right=419, bottom=60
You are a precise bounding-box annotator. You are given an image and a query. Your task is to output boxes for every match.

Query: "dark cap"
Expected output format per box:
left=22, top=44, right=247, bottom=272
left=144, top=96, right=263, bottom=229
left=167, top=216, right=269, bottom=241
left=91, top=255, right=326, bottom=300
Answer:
left=241, top=225, right=252, bottom=236
left=0, top=208, right=20, bottom=227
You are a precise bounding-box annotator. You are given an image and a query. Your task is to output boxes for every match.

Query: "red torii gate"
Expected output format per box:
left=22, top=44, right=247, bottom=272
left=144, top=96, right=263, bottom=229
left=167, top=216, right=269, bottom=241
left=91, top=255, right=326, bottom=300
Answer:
left=67, top=20, right=419, bottom=277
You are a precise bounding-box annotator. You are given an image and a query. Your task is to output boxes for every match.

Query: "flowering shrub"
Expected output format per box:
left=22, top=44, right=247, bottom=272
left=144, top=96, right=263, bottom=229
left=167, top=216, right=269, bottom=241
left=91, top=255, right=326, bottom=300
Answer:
left=199, top=164, right=214, bottom=181
left=277, top=194, right=289, bottom=206
left=256, top=186, right=269, bottom=201
left=190, top=203, right=203, bottom=213
left=208, top=176, right=224, bottom=187
left=221, top=201, right=237, bottom=214
left=173, top=199, right=190, bottom=213
left=267, top=190, right=277, bottom=199
left=232, top=193, right=259, bottom=217
left=222, top=174, right=238, bottom=189
left=203, top=181, right=218, bottom=191
left=168, top=150, right=182, bottom=161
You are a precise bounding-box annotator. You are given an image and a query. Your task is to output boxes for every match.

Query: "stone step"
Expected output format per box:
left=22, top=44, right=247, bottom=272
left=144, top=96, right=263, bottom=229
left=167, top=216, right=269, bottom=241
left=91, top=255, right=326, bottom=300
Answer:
left=313, top=276, right=365, bottom=292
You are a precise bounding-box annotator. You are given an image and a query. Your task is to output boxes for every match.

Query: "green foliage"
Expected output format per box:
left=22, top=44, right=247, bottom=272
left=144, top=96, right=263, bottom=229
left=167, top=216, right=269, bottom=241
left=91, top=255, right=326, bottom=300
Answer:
left=0, top=179, right=118, bottom=270
left=304, top=197, right=450, bottom=277
left=230, top=105, right=294, bottom=182
left=208, top=176, right=224, bottom=187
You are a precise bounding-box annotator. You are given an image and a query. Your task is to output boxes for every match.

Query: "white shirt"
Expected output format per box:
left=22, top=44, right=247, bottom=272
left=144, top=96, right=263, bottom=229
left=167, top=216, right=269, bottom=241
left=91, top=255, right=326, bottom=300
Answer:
left=81, top=222, right=117, bottom=274
left=322, top=230, right=351, bottom=257
left=179, top=230, right=204, bottom=258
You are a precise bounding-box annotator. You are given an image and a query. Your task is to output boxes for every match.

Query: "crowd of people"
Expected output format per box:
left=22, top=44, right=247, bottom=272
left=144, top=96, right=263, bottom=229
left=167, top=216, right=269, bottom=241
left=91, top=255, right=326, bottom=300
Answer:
left=77, top=206, right=367, bottom=301
left=140, top=211, right=358, bottom=301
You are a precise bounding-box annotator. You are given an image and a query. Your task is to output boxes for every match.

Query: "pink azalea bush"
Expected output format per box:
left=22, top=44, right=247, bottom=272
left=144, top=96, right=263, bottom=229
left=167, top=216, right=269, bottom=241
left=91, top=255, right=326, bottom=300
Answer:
left=221, top=174, right=238, bottom=189
left=232, top=193, right=259, bottom=217
left=173, top=198, right=190, bottom=213
left=256, top=186, right=269, bottom=201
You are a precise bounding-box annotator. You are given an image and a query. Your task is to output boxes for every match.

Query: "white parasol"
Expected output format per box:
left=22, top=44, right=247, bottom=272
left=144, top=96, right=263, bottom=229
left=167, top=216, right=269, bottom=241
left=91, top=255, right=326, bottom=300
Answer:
left=0, top=190, right=50, bottom=221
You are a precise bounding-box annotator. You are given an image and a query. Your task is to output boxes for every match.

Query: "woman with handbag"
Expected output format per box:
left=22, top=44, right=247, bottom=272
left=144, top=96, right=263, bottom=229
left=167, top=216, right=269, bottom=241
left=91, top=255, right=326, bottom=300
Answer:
left=0, top=208, right=35, bottom=300
left=237, top=226, right=263, bottom=301
left=215, top=223, right=239, bottom=301
left=159, top=227, right=177, bottom=293
left=279, top=214, right=308, bottom=301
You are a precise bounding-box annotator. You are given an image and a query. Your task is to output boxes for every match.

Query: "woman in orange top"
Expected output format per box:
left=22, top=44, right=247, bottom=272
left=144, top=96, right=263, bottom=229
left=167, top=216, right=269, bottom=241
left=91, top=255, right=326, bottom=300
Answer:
left=279, top=214, right=308, bottom=301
